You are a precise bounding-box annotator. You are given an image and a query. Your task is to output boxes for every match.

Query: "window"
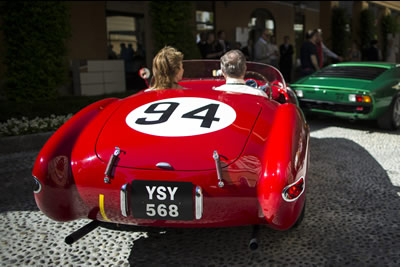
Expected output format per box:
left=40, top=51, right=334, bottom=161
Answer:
left=196, top=10, right=214, bottom=31
left=106, top=13, right=145, bottom=60
left=248, top=8, right=276, bottom=44
left=265, top=20, right=274, bottom=32
left=106, top=12, right=147, bottom=91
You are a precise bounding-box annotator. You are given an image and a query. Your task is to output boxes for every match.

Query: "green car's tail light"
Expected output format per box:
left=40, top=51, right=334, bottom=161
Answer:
left=296, top=90, right=303, bottom=98
left=349, top=94, right=371, bottom=103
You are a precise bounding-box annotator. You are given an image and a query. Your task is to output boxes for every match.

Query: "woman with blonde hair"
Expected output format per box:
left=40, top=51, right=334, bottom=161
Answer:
left=151, top=46, right=184, bottom=89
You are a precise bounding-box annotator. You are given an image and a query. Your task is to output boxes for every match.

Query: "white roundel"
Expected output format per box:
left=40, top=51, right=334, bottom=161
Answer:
left=126, top=97, right=236, bottom=137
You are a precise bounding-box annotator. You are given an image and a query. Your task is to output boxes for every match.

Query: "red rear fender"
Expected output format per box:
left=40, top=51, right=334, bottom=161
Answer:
left=257, top=103, right=309, bottom=230
left=32, top=98, right=120, bottom=221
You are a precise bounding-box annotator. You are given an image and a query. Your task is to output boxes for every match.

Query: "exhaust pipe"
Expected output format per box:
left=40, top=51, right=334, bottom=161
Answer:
left=65, top=220, right=100, bottom=245
left=349, top=117, right=356, bottom=123
left=248, top=225, right=260, bottom=251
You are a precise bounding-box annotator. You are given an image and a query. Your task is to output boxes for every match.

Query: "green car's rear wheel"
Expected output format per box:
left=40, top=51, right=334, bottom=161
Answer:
left=377, top=93, right=400, bottom=130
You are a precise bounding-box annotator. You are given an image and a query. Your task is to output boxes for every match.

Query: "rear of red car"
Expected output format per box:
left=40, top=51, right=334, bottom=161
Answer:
left=33, top=61, right=309, bottom=233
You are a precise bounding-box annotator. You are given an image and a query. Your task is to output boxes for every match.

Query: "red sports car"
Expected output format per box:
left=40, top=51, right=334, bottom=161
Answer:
left=32, top=60, right=309, bottom=248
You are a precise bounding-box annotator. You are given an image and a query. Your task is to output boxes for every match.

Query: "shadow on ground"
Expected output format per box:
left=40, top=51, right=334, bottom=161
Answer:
left=100, top=137, right=400, bottom=266
left=1, top=134, right=399, bottom=266
left=0, top=151, right=39, bottom=213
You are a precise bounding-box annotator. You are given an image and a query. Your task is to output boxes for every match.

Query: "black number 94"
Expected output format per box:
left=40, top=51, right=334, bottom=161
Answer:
left=135, top=102, right=220, bottom=128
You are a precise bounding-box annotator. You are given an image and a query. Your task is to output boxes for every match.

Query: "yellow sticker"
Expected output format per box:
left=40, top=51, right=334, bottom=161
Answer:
left=99, top=194, right=110, bottom=221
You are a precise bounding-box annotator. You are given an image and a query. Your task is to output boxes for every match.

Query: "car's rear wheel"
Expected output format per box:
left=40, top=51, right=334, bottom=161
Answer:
left=377, top=93, right=400, bottom=130
left=292, top=199, right=306, bottom=229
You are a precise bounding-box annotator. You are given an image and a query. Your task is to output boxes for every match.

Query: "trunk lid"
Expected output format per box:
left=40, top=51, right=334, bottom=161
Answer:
left=292, top=77, right=371, bottom=91
left=95, top=89, right=263, bottom=171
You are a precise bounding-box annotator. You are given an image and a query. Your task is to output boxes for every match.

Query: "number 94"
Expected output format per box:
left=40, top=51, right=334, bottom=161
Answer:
left=136, top=102, right=220, bottom=128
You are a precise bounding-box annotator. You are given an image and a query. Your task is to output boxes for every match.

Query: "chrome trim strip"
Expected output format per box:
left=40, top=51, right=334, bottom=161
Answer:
left=282, top=132, right=309, bottom=202
left=282, top=176, right=305, bottom=202
left=120, top=183, right=128, bottom=217
left=195, top=186, right=203, bottom=220
left=33, top=176, right=42, bottom=194
left=213, top=151, right=224, bottom=188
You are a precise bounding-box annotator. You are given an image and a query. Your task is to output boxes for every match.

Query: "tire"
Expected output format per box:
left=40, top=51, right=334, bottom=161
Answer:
left=292, top=199, right=306, bottom=228
left=377, top=93, right=400, bottom=130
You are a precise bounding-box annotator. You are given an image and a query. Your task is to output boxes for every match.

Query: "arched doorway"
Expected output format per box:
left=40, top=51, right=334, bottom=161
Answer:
left=248, top=8, right=276, bottom=45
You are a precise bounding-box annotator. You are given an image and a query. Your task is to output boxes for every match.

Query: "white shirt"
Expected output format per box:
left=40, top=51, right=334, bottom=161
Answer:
left=254, top=38, right=271, bottom=64
left=214, top=78, right=269, bottom=98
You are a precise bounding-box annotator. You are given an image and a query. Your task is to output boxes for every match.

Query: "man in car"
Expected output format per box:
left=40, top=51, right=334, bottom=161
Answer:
left=214, top=49, right=268, bottom=98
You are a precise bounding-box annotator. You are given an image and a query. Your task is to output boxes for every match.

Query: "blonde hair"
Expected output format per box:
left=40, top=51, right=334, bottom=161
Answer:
left=152, top=46, right=184, bottom=89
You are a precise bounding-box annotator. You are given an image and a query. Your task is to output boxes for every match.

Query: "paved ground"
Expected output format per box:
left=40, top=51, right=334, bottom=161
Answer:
left=0, top=116, right=399, bottom=266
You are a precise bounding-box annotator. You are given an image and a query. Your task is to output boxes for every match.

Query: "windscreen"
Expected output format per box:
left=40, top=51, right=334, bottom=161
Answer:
left=182, top=60, right=286, bottom=89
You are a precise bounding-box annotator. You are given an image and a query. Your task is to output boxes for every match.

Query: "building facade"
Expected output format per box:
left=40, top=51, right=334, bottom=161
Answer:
left=1, top=1, right=399, bottom=96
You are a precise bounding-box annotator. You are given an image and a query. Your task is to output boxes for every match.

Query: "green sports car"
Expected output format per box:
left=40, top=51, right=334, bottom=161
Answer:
left=290, top=62, right=400, bottom=130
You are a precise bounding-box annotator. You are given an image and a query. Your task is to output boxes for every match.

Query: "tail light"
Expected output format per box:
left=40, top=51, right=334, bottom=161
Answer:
left=295, top=89, right=303, bottom=98
left=282, top=177, right=305, bottom=202
left=349, top=94, right=371, bottom=103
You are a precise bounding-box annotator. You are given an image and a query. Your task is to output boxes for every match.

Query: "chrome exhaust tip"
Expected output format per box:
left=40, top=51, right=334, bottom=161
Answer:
left=248, top=225, right=260, bottom=251
left=249, top=238, right=259, bottom=251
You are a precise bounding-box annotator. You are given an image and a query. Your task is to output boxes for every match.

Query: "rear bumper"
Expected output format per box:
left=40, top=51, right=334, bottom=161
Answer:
left=67, top=158, right=269, bottom=227
left=298, top=98, right=374, bottom=119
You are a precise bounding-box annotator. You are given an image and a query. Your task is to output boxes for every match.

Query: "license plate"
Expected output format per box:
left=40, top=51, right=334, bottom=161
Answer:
left=131, top=180, right=193, bottom=221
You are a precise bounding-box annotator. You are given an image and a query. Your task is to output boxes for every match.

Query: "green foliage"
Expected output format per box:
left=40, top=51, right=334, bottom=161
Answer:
left=0, top=1, right=71, bottom=102
left=0, top=90, right=134, bottom=122
left=359, top=9, right=377, bottom=51
left=331, top=7, right=350, bottom=57
left=381, top=14, right=399, bottom=60
left=149, top=1, right=201, bottom=59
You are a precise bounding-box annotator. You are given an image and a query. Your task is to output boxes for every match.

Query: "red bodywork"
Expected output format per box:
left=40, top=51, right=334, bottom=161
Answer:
left=33, top=61, right=309, bottom=230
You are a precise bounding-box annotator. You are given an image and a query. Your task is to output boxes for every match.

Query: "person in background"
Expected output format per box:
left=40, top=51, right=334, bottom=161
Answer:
left=119, top=43, right=128, bottom=60
left=254, top=29, right=271, bottom=64
left=268, top=36, right=279, bottom=68
left=149, top=46, right=185, bottom=90
left=108, top=44, right=117, bottom=59
left=119, top=43, right=130, bottom=72
left=233, top=42, right=242, bottom=50
left=214, top=49, right=268, bottom=98
left=127, top=44, right=134, bottom=59
left=197, top=31, right=207, bottom=59
left=300, top=29, right=320, bottom=77
left=366, top=39, right=382, bottom=61
left=279, top=35, right=294, bottom=83
left=132, top=43, right=147, bottom=90
left=125, top=43, right=135, bottom=73
left=204, top=31, right=224, bottom=59
left=241, top=38, right=253, bottom=61
left=346, top=40, right=361, bottom=61
left=216, top=30, right=231, bottom=54
left=315, top=29, right=342, bottom=67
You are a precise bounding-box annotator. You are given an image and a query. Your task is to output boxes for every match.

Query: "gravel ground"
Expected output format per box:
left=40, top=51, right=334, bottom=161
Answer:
left=0, top=116, right=399, bottom=266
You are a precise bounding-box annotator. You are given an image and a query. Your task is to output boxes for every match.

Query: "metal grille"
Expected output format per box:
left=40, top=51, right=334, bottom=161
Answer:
left=312, top=66, right=386, bottom=80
